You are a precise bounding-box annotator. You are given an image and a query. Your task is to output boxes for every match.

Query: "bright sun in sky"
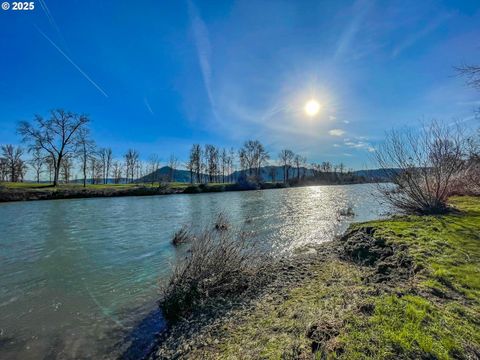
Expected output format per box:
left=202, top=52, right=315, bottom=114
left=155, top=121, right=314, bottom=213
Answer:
left=304, top=99, right=321, bottom=116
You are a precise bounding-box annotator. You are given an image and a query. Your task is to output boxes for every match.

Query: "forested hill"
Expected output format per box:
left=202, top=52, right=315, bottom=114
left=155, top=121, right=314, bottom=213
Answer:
left=137, top=166, right=396, bottom=184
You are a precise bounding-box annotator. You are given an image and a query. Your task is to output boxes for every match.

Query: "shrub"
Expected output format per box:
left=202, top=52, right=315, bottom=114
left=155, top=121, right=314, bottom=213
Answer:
left=171, top=225, right=192, bottom=246
left=159, top=224, right=272, bottom=321
left=338, top=206, right=355, bottom=217
left=375, top=121, right=469, bottom=215
left=214, top=212, right=229, bottom=231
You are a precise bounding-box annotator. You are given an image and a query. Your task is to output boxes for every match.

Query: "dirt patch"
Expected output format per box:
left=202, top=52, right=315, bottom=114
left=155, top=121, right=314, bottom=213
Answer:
left=340, top=226, right=414, bottom=283
left=150, top=244, right=337, bottom=359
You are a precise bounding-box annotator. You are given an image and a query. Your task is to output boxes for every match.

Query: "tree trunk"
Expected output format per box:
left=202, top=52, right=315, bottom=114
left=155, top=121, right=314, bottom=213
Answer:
left=53, top=156, right=62, bottom=187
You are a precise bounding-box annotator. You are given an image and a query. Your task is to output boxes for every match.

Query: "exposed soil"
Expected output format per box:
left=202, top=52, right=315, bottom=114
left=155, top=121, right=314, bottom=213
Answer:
left=148, top=227, right=417, bottom=360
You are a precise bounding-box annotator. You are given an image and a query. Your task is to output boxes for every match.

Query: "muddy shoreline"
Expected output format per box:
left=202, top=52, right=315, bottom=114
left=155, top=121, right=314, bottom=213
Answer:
left=147, top=225, right=414, bottom=359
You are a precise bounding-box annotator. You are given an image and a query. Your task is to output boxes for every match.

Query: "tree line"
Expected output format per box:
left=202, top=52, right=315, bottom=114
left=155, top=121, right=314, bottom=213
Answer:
left=0, top=110, right=357, bottom=187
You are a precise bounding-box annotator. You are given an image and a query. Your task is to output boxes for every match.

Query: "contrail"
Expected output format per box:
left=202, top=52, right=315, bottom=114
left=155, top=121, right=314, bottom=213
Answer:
left=37, top=0, right=70, bottom=52
left=36, top=26, right=108, bottom=98
left=38, top=0, right=60, bottom=35
left=144, top=98, right=154, bottom=115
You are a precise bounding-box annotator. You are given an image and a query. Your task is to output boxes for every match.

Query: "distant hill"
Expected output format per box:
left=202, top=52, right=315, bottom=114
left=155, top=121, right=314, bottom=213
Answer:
left=138, top=166, right=192, bottom=183
left=352, top=168, right=399, bottom=181
left=66, top=166, right=397, bottom=185
left=138, top=166, right=398, bottom=183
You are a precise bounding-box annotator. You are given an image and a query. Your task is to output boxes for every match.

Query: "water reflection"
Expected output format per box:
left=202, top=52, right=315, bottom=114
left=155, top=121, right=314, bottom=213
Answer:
left=0, top=184, right=386, bottom=359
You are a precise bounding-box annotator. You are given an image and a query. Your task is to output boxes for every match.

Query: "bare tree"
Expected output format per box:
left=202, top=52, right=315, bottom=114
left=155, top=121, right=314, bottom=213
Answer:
left=220, top=148, right=227, bottom=183
left=205, top=145, right=219, bottom=182
left=375, top=121, right=468, bottom=214
left=278, top=149, right=294, bottom=183
left=89, top=155, right=99, bottom=184
left=458, top=129, right=480, bottom=195
left=45, top=155, right=54, bottom=183
left=239, top=140, right=269, bottom=179
left=228, top=147, right=235, bottom=183
left=112, top=161, right=123, bottom=184
left=76, top=127, right=95, bottom=187
left=124, top=149, right=139, bottom=183
left=99, top=148, right=113, bottom=184
left=18, top=109, right=89, bottom=186
left=1, top=145, right=24, bottom=182
left=321, top=161, right=332, bottom=173
left=148, top=154, right=161, bottom=185
left=61, top=155, right=74, bottom=183
left=293, top=154, right=307, bottom=182
left=188, top=144, right=202, bottom=184
left=168, top=154, right=179, bottom=183
left=0, top=157, right=8, bottom=182
left=456, top=64, right=480, bottom=90
left=29, top=147, right=45, bottom=183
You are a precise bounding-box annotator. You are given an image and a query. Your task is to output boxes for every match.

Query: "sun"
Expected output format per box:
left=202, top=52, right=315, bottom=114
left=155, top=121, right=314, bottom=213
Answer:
left=304, top=99, right=321, bottom=116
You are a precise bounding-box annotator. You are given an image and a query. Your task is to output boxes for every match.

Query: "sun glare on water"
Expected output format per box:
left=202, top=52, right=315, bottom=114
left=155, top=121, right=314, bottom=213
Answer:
left=304, top=99, right=321, bottom=116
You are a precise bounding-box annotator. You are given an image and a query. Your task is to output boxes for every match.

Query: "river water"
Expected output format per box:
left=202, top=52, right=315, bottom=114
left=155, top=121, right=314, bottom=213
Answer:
left=0, top=184, right=388, bottom=359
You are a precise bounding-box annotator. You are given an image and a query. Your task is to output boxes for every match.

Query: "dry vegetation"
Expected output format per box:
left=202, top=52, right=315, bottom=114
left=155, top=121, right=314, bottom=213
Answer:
left=159, top=219, right=273, bottom=321
left=155, top=196, right=480, bottom=360
left=375, top=121, right=479, bottom=214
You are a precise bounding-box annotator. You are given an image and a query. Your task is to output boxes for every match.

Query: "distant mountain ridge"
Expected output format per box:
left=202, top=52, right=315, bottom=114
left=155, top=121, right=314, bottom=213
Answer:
left=139, top=166, right=397, bottom=183
left=64, top=166, right=396, bottom=185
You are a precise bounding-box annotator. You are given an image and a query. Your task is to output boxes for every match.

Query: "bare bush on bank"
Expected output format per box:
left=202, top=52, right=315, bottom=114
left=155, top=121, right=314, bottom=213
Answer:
left=159, top=219, right=272, bottom=321
left=375, top=121, right=472, bottom=215
left=459, top=130, right=480, bottom=195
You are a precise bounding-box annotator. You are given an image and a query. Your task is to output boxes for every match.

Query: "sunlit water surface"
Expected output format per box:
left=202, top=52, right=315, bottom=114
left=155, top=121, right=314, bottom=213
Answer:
left=0, top=184, right=388, bottom=359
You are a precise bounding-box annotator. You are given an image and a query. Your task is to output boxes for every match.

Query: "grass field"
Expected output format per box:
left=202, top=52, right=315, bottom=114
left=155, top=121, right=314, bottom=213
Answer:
left=0, top=181, right=228, bottom=190
left=188, top=196, right=480, bottom=359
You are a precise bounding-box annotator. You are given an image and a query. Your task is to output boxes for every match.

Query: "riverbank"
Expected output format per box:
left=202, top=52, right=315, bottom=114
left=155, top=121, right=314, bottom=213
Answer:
left=151, top=196, right=480, bottom=359
left=0, top=180, right=370, bottom=202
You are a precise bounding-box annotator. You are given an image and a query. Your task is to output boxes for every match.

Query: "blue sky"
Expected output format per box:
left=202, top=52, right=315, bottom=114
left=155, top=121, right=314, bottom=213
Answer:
left=0, top=0, right=479, bottom=169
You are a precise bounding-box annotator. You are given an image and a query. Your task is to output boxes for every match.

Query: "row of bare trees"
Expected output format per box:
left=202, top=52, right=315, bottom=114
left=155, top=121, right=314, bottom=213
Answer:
left=187, top=144, right=236, bottom=184
left=2, top=113, right=357, bottom=187
left=0, top=109, right=177, bottom=186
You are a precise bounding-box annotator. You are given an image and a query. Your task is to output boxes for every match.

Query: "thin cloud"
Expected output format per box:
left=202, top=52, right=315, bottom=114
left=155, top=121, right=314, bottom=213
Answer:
left=334, top=0, right=374, bottom=59
left=392, top=12, right=451, bottom=57
left=144, top=98, right=154, bottom=115
left=36, top=26, right=108, bottom=98
left=344, top=137, right=374, bottom=152
left=329, top=129, right=346, bottom=136
left=188, top=0, right=217, bottom=119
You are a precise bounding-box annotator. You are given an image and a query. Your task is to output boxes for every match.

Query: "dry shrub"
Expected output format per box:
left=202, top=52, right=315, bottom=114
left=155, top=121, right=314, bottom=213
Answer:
left=375, top=121, right=471, bottom=214
left=171, top=225, right=192, bottom=246
left=160, top=222, right=272, bottom=321
left=338, top=206, right=355, bottom=217
left=214, top=212, right=229, bottom=231
left=453, top=130, right=480, bottom=195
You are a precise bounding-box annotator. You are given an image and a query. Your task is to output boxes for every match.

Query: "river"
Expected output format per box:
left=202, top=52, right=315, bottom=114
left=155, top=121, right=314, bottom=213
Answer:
left=0, top=184, right=388, bottom=359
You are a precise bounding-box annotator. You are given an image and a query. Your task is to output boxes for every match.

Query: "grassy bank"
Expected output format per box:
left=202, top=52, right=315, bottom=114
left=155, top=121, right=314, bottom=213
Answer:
left=0, top=182, right=225, bottom=202
left=154, top=196, right=479, bottom=359
left=0, top=181, right=302, bottom=202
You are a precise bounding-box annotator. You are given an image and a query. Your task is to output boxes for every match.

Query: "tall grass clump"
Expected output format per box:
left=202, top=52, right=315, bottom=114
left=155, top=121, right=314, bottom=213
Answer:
left=160, top=221, right=272, bottom=321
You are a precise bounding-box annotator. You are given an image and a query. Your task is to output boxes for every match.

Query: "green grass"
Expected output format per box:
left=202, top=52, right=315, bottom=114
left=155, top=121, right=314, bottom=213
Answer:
left=0, top=181, right=230, bottom=191
left=1, top=182, right=55, bottom=189
left=188, top=196, right=480, bottom=359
